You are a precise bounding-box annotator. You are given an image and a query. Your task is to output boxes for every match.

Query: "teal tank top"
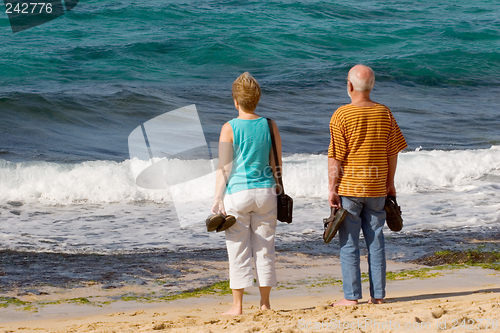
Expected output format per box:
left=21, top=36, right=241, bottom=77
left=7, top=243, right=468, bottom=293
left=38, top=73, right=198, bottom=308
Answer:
left=226, top=117, right=276, bottom=194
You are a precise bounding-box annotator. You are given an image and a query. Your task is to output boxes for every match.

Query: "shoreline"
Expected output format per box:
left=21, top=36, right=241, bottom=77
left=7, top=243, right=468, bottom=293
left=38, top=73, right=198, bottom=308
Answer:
left=1, top=252, right=499, bottom=332
left=2, top=225, right=499, bottom=292
left=1, top=230, right=499, bottom=332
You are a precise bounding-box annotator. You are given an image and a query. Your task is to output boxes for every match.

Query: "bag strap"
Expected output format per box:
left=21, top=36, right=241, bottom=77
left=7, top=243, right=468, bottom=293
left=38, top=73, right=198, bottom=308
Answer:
left=266, top=118, right=285, bottom=193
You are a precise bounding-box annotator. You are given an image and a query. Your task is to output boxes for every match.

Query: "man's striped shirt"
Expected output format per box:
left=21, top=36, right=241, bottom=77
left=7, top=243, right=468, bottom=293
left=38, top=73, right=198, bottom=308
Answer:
left=328, top=103, right=407, bottom=197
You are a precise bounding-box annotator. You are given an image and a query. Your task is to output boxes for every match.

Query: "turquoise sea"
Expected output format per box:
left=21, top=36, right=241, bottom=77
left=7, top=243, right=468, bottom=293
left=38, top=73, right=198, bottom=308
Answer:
left=0, top=1, right=499, bottom=290
left=1, top=0, right=500, bottom=161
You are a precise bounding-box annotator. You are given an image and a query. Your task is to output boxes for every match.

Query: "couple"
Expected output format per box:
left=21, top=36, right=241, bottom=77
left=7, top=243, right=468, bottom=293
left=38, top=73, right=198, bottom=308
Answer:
left=211, top=65, right=407, bottom=315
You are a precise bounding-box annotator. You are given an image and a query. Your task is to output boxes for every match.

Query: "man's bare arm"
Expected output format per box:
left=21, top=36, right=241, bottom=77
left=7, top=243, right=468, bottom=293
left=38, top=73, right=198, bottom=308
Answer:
left=387, top=154, right=398, bottom=197
left=328, top=157, right=342, bottom=208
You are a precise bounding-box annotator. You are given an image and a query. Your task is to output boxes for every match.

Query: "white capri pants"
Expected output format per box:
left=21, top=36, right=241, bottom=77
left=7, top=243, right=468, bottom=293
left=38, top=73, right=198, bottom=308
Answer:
left=223, top=187, right=277, bottom=289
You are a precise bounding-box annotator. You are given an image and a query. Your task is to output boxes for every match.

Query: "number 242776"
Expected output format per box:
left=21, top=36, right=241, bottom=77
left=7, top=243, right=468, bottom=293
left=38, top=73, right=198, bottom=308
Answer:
left=5, top=2, right=53, bottom=14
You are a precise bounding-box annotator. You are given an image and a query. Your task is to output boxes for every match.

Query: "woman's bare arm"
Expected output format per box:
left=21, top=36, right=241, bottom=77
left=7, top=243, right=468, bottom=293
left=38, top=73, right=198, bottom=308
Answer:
left=211, top=122, right=233, bottom=214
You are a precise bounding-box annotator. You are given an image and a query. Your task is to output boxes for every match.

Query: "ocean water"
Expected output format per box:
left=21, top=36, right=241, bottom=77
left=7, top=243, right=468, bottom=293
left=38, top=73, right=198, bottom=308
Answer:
left=1, top=0, right=500, bottom=257
left=0, top=147, right=499, bottom=255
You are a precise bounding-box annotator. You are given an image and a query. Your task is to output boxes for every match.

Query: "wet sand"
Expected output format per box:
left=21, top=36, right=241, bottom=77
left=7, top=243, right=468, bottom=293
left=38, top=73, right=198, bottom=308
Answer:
left=1, top=253, right=499, bottom=333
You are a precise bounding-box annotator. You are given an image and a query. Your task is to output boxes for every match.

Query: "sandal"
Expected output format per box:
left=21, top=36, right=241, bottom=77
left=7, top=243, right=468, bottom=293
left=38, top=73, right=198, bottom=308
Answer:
left=206, top=214, right=236, bottom=232
left=384, top=196, right=403, bottom=232
left=323, top=207, right=347, bottom=244
left=206, top=214, right=225, bottom=232
left=217, top=215, right=236, bottom=232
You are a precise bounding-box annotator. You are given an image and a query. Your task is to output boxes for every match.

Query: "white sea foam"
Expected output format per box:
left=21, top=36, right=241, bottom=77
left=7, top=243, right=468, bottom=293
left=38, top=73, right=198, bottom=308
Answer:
left=1, top=146, right=499, bottom=204
left=0, top=146, right=498, bottom=253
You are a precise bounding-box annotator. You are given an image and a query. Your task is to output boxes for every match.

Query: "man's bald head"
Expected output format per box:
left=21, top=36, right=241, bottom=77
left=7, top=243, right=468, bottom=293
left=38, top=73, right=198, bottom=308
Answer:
left=348, top=65, right=375, bottom=92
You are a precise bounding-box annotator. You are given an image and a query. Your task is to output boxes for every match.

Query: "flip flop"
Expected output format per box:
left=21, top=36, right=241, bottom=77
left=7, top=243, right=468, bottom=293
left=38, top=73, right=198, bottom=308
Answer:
left=323, top=207, right=347, bottom=244
left=384, top=196, right=403, bottom=232
left=206, top=214, right=225, bottom=232
left=216, top=215, right=236, bottom=232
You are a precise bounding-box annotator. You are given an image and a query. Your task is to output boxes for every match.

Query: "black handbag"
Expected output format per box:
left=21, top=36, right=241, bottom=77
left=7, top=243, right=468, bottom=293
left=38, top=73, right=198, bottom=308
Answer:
left=267, top=118, right=293, bottom=223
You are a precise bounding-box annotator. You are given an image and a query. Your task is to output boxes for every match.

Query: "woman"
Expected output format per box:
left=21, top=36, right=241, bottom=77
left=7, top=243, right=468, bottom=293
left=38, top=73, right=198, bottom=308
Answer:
left=211, top=72, right=282, bottom=315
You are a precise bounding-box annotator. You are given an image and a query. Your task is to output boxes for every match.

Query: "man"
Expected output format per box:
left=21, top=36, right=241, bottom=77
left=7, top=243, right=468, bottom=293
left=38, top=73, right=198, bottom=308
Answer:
left=328, top=65, right=407, bottom=306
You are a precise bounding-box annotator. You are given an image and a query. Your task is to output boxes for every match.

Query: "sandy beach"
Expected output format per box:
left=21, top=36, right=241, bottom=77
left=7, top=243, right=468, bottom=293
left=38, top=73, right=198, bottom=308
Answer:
left=1, top=252, right=499, bottom=333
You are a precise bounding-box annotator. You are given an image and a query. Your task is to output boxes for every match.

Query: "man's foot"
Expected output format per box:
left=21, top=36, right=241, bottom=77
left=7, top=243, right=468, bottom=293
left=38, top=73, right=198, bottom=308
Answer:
left=332, top=298, right=358, bottom=307
left=221, top=305, right=242, bottom=315
left=368, top=298, right=384, bottom=304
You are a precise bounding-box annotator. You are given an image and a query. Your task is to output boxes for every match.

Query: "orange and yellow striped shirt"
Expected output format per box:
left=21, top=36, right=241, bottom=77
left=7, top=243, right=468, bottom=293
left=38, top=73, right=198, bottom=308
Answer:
left=328, top=103, right=407, bottom=197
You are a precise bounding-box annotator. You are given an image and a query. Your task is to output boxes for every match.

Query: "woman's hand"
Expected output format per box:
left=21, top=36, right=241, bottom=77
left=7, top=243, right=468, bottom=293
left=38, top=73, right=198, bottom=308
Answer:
left=211, top=200, right=227, bottom=215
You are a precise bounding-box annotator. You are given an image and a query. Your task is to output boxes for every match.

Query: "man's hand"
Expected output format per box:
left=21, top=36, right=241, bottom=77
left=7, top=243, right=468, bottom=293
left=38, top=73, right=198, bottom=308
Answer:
left=387, top=182, right=396, bottom=197
left=329, top=190, right=342, bottom=208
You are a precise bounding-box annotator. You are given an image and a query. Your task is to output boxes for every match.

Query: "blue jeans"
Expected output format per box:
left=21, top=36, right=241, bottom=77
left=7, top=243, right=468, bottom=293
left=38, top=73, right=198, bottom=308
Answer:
left=339, top=196, right=386, bottom=300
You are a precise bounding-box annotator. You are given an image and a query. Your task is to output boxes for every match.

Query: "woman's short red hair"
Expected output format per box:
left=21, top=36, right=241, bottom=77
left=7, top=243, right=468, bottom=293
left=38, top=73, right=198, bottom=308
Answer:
left=232, top=72, right=261, bottom=112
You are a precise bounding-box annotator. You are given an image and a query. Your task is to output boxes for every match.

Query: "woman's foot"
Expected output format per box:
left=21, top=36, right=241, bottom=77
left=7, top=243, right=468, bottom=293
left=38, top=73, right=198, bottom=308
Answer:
left=332, top=298, right=358, bottom=307
left=222, top=305, right=242, bottom=315
left=259, top=286, right=271, bottom=311
left=260, top=301, right=271, bottom=310
left=222, top=289, right=244, bottom=315
left=368, top=298, right=384, bottom=304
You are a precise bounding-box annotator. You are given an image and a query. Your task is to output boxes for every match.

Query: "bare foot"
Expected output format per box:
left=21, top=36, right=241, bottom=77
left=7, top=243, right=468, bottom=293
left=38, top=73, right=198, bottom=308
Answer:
left=332, top=298, right=358, bottom=307
left=260, top=302, right=271, bottom=311
left=221, top=305, right=242, bottom=315
left=368, top=298, right=384, bottom=304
